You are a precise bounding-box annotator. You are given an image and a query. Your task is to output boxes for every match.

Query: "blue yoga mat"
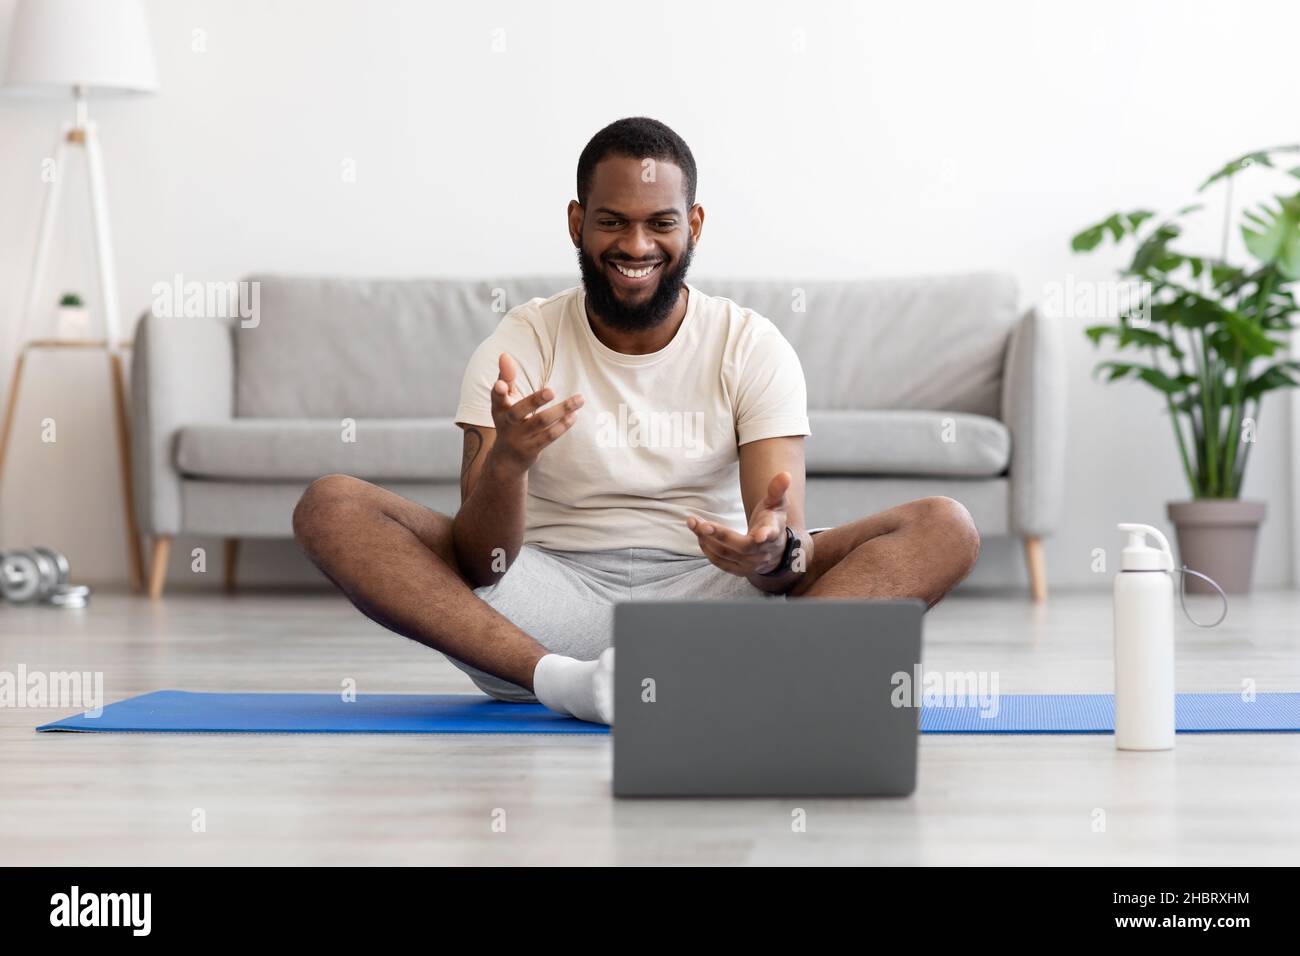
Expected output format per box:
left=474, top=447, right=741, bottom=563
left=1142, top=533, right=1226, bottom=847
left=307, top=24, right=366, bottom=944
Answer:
left=921, top=692, right=1300, bottom=734
left=36, top=691, right=606, bottom=735
left=34, top=690, right=1300, bottom=735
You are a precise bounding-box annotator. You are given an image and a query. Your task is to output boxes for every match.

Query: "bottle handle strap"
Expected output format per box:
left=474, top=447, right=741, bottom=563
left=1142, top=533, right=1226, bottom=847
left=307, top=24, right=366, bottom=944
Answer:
left=1172, top=565, right=1228, bottom=628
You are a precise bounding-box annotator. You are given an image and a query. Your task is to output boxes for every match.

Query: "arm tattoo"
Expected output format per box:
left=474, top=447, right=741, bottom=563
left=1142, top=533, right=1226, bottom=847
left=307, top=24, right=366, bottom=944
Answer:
left=460, top=427, right=484, bottom=503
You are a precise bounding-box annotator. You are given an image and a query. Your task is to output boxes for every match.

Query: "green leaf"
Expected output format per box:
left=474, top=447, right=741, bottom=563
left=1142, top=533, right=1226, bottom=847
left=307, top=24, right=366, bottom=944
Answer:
left=1094, top=361, right=1137, bottom=383
left=1071, top=209, right=1160, bottom=252
left=1199, top=151, right=1275, bottom=191
left=1242, top=360, right=1300, bottom=400
left=1084, top=324, right=1119, bottom=346
left=1119, top=325, right=1184, bottom=357
left=1223, top=310, right=1282, bottom=357
left=1167, top=294, right=1226, bottom=329
left=1093, top=361, right=1193, bottom=394
left=1242, top=208, right=1270, bottom=228
left=1071, top=224, right=1106, bottom=252
left=1241, top=195, right=1300, bottom=279
left=1199, top=146, right=1300, bottom=191
left=1126, top=210, right=1156, bottom=231
left=1208, top=327, right=1239, bottom=357
left=1211, top=264, right=1245, bottom=289
left=1131, top=224, right=1180, bottom=273
left=1136, top=367, right=1195, bottom=394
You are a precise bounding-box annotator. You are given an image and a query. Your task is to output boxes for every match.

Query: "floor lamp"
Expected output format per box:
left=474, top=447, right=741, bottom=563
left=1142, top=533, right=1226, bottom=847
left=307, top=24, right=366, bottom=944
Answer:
left=1, top=0, right=158, bottom=592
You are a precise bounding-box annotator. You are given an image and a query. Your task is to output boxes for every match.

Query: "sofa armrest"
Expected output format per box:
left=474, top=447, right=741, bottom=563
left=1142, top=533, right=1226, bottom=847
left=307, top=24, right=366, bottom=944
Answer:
left=130, top=312, right=235, bottom=535
left=1000, top=306, right=1066, bottom=538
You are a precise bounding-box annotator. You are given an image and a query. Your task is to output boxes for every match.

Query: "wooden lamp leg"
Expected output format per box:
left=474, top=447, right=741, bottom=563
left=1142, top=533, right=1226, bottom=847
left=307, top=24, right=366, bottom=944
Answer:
left=0, top=351, right=29, bottom=482
left=1023, top=535, right=1047, bottom=602
left=107, top=351, right=144, bottom=593
left=148, top=535, right=171, bottom=600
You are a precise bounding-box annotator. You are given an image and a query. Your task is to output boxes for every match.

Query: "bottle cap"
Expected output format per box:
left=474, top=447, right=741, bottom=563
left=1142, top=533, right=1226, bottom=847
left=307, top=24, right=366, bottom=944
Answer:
left=1117, top=522, right=1174, bottom=572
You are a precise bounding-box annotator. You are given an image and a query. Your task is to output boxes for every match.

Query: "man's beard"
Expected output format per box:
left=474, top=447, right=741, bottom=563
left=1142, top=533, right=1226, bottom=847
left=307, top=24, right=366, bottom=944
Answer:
left=577, top=237, right=695, bottom=333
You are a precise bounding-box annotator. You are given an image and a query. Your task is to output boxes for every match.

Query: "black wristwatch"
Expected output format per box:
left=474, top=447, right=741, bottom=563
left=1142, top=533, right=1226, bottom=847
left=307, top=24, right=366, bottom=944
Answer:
left=759, top=526, right=800, bottom=577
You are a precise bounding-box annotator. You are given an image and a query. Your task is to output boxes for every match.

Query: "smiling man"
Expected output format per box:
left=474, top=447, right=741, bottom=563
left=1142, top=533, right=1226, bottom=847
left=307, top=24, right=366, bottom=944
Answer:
left=292, top=117, right=981, bottom=725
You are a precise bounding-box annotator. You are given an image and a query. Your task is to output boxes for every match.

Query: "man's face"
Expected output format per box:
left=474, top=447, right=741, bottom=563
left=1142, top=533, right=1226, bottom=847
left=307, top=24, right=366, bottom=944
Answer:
left=570, top=155, right=700, bottom=333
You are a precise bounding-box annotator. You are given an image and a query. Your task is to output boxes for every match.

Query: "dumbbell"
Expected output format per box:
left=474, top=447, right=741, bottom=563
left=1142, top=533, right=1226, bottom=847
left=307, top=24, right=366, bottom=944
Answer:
left=0, top=547, right=90, bottom=607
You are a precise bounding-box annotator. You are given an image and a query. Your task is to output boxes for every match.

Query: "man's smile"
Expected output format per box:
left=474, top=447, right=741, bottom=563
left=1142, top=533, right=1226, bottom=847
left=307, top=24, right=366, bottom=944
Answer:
left=608, top=259, right=663, bottom=290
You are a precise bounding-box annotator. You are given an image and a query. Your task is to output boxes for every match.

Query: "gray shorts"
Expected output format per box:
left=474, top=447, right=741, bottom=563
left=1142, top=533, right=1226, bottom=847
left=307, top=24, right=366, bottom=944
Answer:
left=450, top=535, right=828, bottom=702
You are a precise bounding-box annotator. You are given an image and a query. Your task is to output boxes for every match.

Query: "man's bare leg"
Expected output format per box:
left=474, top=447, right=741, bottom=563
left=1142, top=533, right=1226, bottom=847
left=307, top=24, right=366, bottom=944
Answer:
left=292, top=473, right=547, bottom=689
left=788, top=496, right=981, bottom=606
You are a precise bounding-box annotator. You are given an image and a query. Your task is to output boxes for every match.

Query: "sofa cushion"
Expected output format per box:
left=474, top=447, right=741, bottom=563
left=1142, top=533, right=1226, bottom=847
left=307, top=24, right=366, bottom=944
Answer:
left=177, top=411, right=1009, bottom=482
left=234, top=275, right=574, bottom=419
left=176, top=419, right=463, bottom=481
left=706, top=272, right=1019, bottom=417
left=806, top=410, right=1010, bottom=477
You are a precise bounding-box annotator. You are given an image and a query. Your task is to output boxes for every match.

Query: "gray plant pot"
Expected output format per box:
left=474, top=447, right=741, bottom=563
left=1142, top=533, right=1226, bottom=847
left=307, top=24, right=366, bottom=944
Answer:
left=1165, top=499, right=1267, bottom=595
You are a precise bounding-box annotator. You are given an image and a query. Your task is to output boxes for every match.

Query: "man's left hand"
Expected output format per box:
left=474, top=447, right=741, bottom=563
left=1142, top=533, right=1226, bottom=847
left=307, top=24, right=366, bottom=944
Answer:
left=687, top=471, right=792, bottom=577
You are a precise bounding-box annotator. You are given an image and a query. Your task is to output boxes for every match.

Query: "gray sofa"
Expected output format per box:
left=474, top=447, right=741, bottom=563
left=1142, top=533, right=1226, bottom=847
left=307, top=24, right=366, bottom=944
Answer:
left=130, top=272, right=1064, bottom=598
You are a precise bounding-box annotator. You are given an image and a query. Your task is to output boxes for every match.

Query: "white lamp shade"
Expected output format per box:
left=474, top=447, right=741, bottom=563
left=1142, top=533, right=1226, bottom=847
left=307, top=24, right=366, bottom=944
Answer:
left=4, top=0, right=158, bottom=95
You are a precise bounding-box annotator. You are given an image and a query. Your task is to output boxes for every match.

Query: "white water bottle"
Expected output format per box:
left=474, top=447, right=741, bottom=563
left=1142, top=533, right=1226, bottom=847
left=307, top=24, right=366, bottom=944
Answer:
left=1113, top=523, right=1176, bottom=751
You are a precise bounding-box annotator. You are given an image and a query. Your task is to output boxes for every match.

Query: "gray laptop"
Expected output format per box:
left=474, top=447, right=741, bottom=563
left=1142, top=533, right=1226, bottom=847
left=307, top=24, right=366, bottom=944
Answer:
left=612, top=598, right=924, bottom=797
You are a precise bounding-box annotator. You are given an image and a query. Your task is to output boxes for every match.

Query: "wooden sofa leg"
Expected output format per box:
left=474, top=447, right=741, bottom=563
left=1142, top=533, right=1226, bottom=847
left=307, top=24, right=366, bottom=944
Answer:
left=148, top=535, right=172, bottom=600
left=224, top=538, right=239, bottom=593
left=1023, top=535, right=1047, bottom=602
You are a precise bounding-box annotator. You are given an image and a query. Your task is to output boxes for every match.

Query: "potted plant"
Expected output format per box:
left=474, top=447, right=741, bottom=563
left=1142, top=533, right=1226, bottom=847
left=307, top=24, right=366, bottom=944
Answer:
left=55, top=292, right=90, bottom=339
left=1072, top=145, right=1300, bottom=593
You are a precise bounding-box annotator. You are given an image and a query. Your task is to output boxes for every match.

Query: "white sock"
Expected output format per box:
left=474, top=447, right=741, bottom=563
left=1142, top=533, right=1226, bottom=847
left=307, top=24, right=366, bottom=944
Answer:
left=532, top=649, right=615, bottom=725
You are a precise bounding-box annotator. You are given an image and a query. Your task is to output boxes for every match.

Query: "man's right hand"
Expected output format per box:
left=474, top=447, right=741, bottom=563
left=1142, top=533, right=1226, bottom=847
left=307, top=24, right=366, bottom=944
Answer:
left=487, top=352, right=584, bottom=474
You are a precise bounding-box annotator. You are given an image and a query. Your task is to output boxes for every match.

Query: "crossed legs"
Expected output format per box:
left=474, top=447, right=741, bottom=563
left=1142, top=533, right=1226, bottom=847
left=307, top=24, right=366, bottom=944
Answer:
left=789, top=496, right=981, bottom=606
left=291, top=474, right=548, bottom=688
left=292, top=476, right=982, bottom=693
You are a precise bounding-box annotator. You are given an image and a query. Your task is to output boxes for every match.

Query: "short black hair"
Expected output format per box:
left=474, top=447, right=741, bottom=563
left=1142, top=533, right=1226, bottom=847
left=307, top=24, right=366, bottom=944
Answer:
left=576, top=117, right=697, bottom=209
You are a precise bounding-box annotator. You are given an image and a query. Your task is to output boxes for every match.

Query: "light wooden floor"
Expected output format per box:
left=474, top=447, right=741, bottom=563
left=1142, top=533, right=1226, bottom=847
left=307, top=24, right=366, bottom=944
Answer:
left=2, top=586, right=1298, bottom=866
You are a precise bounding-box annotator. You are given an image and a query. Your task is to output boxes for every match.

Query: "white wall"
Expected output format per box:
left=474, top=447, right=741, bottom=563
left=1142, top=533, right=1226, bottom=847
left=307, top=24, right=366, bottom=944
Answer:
left=0, top=0, right=1296, bottom=590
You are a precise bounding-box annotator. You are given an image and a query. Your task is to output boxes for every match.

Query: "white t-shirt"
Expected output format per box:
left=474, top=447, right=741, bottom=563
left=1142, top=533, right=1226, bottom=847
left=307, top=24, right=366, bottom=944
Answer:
left=454, top=282, right=810, bottom=555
